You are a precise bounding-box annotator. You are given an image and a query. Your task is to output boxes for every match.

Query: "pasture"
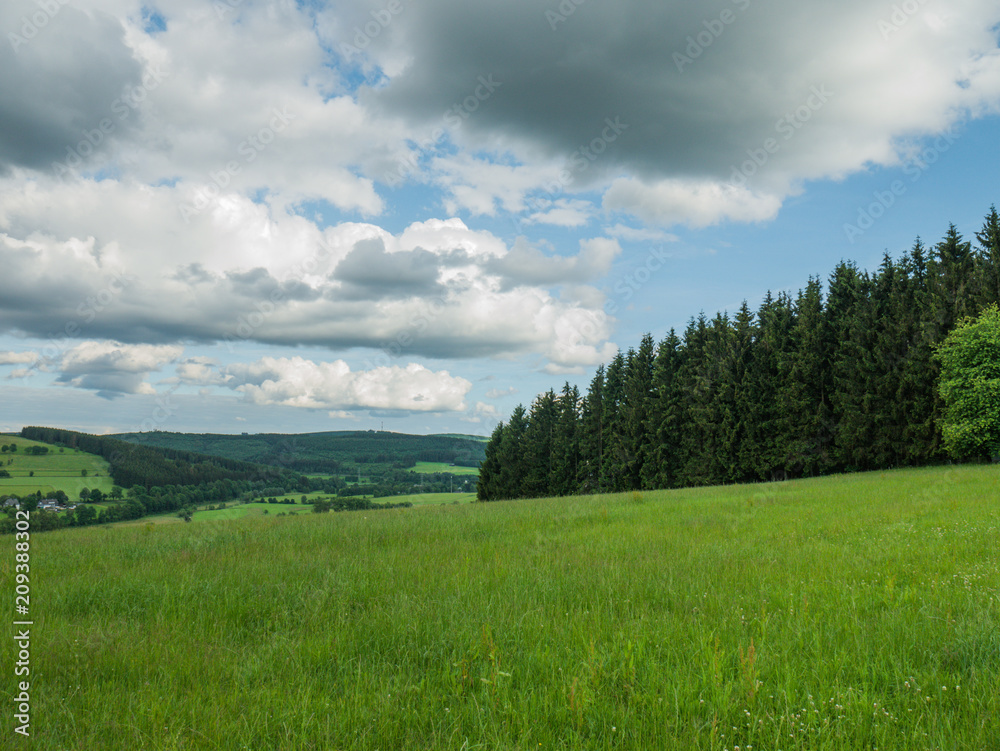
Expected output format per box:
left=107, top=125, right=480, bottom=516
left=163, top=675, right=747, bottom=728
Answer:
left=3, top=464, right=998, bottom=749
left=0, top=435, right=112, bottom=498
left=412, top=461, right=480, bottom=476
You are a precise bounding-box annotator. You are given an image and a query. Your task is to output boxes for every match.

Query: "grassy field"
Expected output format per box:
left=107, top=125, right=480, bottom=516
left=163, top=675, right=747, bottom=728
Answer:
left=3, top=464, right=999, bottom=749
left=0, top=435, right=112, bottom=498
left=192, top=502, right=312, bottom=521
left=403, top=491, right=476, bottom=506
left=123, top=492, right=475, bottom=527
left=412, top=461, right=480, bottom=476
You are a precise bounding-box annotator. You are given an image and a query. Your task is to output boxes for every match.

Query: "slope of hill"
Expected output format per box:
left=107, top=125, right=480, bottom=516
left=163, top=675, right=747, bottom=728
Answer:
left=20, top=427, right=288, bottom=489
left=111, top=430, right=487, bottom=475
left=22, top=463, right=1000, bottom=748
left=0, top=434, right=113, bottom=498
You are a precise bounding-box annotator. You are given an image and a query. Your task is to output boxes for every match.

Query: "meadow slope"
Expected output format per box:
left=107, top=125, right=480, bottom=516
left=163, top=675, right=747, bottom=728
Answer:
left=0, top=435, right=112, bottom=498
left=3, top=464, right=998, bottom=749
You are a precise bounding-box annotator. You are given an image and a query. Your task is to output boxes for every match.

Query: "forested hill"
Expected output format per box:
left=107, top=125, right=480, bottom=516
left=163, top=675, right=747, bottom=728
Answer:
left=479, top=209, right=1000, bottom=501
left=111, top=430, right=487, bottom=474
left=20, top=426, right=286, bottom=489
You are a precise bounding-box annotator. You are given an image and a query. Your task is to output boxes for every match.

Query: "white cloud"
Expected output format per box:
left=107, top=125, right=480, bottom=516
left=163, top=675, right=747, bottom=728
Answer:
left=0, top=200, right=619, bottom=369
left=56, top=340, right=183, bottom=397
left=604, top=224, right=679, bottom=243
left=603, top=178, right=784, bottom=228
left=485, top=387, right=517, bottom=399
left=488, top=237, right=622, bottom=287
left=429, top=154, right=559, bottom=217
left=0, top=351, right=39, bottom=365
left=524, top=199, right=595, bottom=228
left=461, top=400, right=503, bottom=424
left=225, top=356, right=472, bottom=413
left=174, top=357, right=228, bottom=386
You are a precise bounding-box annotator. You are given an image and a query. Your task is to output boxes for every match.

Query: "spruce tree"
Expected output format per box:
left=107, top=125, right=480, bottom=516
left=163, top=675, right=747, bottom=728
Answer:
left=642, top=331, right=682, bottom=489
left=522, top=390, right=558, bottom=498
left=477, top=421, right=505, bottom=501
left=752, top=293, right=796, bottom=479
left=827, top=261, right=875, bottom=471
left=974, top=205, right=1000, bottom=309
left=729, top=302, right=757, bottom=480
left=578, top=365, right=605, bottom=493
left=600, top=351, right=629, bottom=492
left=782, top=277, right=833, bottom=476
left=623, top=333, right=656, bottom=489
left=933, top=224, right=975, bottom=330
left=702, top=312, right=739, bottom=483
left=898, top=240, right=944, bottom=463
left=551, top=383, right=582, bottom=495
left=498, top=405, right=529, bottom=499
left=674, top=314, right=713, bottom=486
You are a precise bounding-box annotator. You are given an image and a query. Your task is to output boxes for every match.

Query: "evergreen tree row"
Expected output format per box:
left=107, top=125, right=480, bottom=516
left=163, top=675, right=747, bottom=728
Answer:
left=479, top=209, right=1000, bottom=501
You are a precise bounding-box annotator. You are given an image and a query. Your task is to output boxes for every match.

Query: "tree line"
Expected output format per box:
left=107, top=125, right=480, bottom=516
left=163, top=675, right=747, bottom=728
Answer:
left=478, top=208, right=1000, bottom=501
left=19, top=427, right=289, bottom=488
left=113, top=429, right=487, bottom=476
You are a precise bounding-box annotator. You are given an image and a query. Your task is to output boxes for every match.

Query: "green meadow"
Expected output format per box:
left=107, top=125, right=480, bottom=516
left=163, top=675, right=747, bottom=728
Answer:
left=412, top=461, right=481, bottom=476
left=0, top=435, right=112, bottom=498
left=119, top=492, right=475, bottom=526
left=3, top=464, right=999, bottom=749
left=403, top=491, right=476, bottom=506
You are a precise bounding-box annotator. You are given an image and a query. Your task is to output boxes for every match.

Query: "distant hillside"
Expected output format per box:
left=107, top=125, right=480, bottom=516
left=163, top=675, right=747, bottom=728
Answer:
left=0, top=434, right=113, bottom=498
left=21, top=427, right=286, bottom=489
left=430, top=433, right=489, bottom=442
left=111, top=430, right=487, bottom=475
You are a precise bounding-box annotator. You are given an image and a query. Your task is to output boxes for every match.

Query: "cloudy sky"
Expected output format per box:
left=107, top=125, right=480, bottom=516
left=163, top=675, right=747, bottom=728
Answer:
left=1, top=0, right=999, bottom=437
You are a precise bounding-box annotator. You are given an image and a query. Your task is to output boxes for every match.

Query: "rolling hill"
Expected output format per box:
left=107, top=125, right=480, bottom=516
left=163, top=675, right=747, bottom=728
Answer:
left=111, top=430, right=487, bottom=475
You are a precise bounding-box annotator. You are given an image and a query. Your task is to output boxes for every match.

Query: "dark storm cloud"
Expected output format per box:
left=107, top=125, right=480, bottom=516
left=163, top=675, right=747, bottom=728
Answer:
left=0, top=2, right=144, bottom=173
left=365, top=0, right=803, bottom=181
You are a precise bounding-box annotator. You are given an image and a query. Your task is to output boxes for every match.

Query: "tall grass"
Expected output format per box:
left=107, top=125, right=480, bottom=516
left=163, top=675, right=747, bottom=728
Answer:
left=3, top=464, right=998, bottom=749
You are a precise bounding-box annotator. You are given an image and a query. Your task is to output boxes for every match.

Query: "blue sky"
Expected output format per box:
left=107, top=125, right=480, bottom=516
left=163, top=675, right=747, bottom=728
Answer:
left=1, top=0, right=999, bottom=437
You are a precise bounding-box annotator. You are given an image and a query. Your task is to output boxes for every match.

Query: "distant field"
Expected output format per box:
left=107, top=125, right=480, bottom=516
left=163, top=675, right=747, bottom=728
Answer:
left=12, top=464, right=1000, bottom=749
left=412, top=460, right=480, bottom=475
left=194, top=502, right=312, bottom=522
left=126, top=491, right=474, bottom=526
left=0, top=435, right=112, bottom=498
left=399, top=491, right=475, bottom=506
